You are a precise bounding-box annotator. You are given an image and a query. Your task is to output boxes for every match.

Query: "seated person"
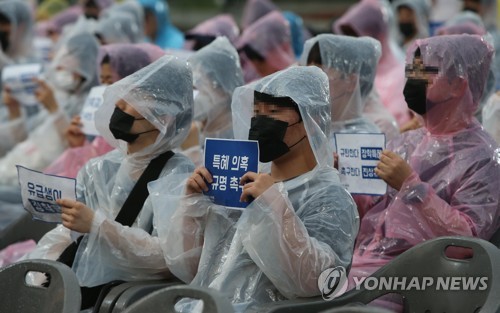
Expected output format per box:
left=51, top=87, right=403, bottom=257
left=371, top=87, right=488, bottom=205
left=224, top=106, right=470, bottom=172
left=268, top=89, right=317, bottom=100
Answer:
left=23, top=55, right=195, bottom=310
left=237, top=11, right=295, bottom=81
left=152, top=66, right=359, bottom=312
left=181, top=37, right=244, bottom=166
left=350, top=34, right=500, bottom=302
left=44, top=42, right=159, bottom=178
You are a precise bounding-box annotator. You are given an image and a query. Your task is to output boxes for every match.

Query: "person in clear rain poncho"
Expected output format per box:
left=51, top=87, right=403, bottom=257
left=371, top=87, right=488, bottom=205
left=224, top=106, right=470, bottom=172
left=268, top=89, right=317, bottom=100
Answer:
left=334, top=0, right=410, bottom=128
left=181, top=37, right=244, bottom=167
left=301, top=34, right=382, bottom=147
left=0, top=32, right=100, bottom=193
left=150, top=66, right=359, bottom=312
left=393, top=0, right=430, bottom=51
left=0, top=0, right=34, bottom=67
left=95, top=11, right=143, bottom=44
left=24, top=55, right=195, bottom=310
left=237, top=11, right=295, bottom=82
left=44, top=43, right=160, bottom=178
left=349, top=35, right=500, bottom=306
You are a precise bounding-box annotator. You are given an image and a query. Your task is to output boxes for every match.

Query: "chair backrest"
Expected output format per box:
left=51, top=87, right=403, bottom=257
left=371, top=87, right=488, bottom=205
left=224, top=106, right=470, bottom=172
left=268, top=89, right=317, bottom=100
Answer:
left=267, top=236, right=500, bottom=313
left=0, top=259, right=81, bottom=313
left=331, top=236, right=500, bottom=313
left=122, top=285, right=234, bottom=313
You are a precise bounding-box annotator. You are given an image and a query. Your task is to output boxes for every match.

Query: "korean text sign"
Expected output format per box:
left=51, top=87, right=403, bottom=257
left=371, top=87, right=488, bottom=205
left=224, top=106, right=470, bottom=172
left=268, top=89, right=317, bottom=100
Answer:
left=334, top=133, right=387, bottom=196
left=80, top=85, right=107, bottom=136
left=17, top=166, right=77, bottom=223
left=2, top=63, right=42, bottom=106
left=204, top=138, right=259, bottom=208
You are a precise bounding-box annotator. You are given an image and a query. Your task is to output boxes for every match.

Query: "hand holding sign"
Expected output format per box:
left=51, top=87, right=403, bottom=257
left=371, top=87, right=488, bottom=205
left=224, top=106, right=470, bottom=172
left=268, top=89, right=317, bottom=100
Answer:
left=186, top=167, right=213, bottom=194
left=375, top=150, right=413, bottom=191
left=58, top=199, right=95, bottom=233
left=2, top=86, right=21, bottom=120
left=240, top=172, right=274, bottom=203
left=65, top=115, right=86, bottom=148
left=34, top=78, right=58, bottom=113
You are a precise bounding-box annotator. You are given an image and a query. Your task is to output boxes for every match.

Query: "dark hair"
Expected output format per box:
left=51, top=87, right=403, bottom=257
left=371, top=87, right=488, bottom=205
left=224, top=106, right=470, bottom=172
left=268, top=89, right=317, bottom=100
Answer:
left=414, top=47, right=421, bottom=57
left=239, top=44, right=265, bottom=62
left=307, top=41, right=322, bottom=65
left=185, top=33, right=216, bottom=51
left=0, top=12, right=10, bottom=25
left=254, top=90, right=302, bottom=119
left=101, top=53, right=110, bottom=65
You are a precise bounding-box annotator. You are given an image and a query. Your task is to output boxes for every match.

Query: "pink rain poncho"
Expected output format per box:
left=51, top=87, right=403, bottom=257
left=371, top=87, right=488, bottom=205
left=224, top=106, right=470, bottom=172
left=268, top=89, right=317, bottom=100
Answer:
left=44, top=43, right=158, bottom=178
left=350, top=34, right=500, bottom=286
left=237, top=11, right=294, bottom=81
left=334, top=0, right=410, bottom=127
left=184, top=14, right=240, bottom=50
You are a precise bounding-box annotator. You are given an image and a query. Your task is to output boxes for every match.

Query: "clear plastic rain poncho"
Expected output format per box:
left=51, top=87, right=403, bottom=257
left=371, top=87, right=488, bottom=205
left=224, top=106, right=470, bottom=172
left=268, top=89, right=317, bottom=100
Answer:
left=184, top=37, right=244, bottom=166
left=482, top=32, right=500, bottom=143
left=26, top=55, right=195, bottom=287
left=151, top=66, right=359, bottom=312
left=241, top=0, right=278, bottom=30
left=101, top=0, right=144, bottom=31
left=184, top=14, right=239, bottom=50
left=333, top=0, right=410, bottom=127
left=138, top=0, right=184, bottom=49
left=300, top=34, right=381, bottom=149
left=95, top=11, right=142, bottom=44
left=0, top=32, right=100, bottom=186
left=393, top=0, right=430, bottom=50
left=44, top=43, right=154, bottom=178
left=350, top=34, right=500, bottom=284
left=0, top=0, right=34, bottom=65
left=237, top=11, right=295, bottom=77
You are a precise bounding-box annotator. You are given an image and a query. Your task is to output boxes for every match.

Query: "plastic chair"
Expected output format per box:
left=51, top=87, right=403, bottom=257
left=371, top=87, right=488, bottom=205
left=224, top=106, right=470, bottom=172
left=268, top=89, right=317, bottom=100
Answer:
left=122, top=285, right=234, bottom=313
left=93, top=278, right=183, bottom=313
left=0, top=259, right=81, bottom=313
left=266, top=236, right=500, bottom=313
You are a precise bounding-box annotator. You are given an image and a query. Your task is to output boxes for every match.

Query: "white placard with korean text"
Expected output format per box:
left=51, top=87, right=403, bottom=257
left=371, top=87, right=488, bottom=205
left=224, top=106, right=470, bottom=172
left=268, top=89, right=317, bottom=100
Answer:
left=334, top=133, right=387, bottom=196
left=17, top=166, right=77, bottom=223
left=80, top=85, right=106, bottom=136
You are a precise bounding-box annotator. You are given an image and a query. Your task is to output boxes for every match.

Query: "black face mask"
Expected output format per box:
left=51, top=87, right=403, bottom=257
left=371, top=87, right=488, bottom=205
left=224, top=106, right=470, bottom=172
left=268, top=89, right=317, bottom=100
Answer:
left=109, top=107, right=157, bottom=143
left=399, top=22, right=416, bottom=38
left=248, top=115, right=304, bottom=163
left=403, top=79, right=428, bottom=115
left=0, top=31, right=9, bottom=52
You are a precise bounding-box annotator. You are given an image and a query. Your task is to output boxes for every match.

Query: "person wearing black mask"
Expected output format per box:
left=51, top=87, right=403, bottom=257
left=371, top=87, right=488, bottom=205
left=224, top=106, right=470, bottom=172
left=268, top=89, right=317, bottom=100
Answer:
left=393, top=0, right=430, bottom=51
left=23, top=55, right=195, bottom=310
left=156, top=66, right=358, bottom=311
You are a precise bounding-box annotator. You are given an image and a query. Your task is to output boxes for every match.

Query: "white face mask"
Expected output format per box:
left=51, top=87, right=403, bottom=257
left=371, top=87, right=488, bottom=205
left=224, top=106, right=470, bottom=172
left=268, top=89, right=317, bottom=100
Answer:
left=193, top=89, right=211, bottom=122
left=53, top=69, right=80, bottom=92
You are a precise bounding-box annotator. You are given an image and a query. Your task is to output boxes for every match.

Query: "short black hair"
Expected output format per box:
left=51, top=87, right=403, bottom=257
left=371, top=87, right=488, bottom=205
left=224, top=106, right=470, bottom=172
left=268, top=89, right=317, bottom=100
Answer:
left=254, top=90, right=302, bottom=119
left=239, top=44, right=265, bottom=62
left=185, top=33, right=216, bottom=51
left=0, top=12, right=10, bottom=25
left=307, top=41, right=322, bottom=65
left=101, top=53, right=110, bottom=65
